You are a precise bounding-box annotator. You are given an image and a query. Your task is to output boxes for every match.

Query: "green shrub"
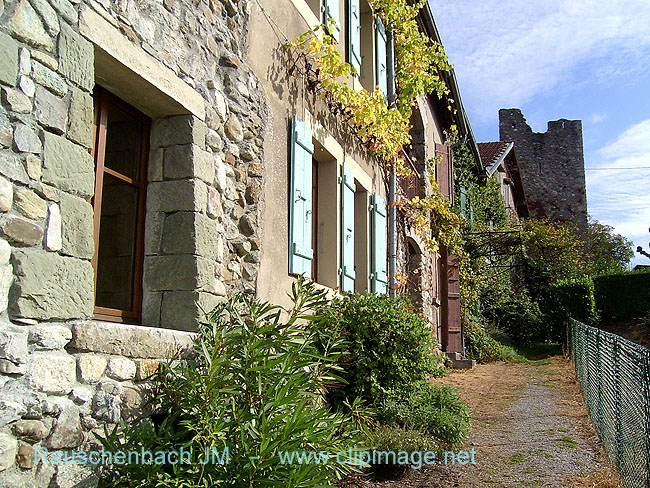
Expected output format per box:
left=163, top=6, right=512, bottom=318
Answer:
left=99, top=279, right=369, bottom=488
left=482, top=290, right=545, bottom=345
left=370, top=424, right=439, bottom=455
left=369, top=425, right=438, bottom=479
left=549, top=277, right=598, bottom=332
left=463, top=318, right=527, bottom=363
left=378, top=382, right=471, bottom=450
left=313, top=293, right=446, bottom=405
left=594, top=272, right=650, bottom=320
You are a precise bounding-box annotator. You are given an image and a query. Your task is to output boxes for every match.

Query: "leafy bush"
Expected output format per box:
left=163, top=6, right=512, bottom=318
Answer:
left=368, top=425, right=438, bottom=480
left=550, top=277, right=598, bottom=330
left=313, top=293, right=446, bottom=405
left=99, top=279, right=369, bottom=488
left=521, top=220, right=586, bottom=284
left=463, top=317, right=527, bottom=363
left=378, top=382, right=471, bottom=450
left=482, top=290, right=545, bottom=345
left=370, top=424, right=439, bottom=455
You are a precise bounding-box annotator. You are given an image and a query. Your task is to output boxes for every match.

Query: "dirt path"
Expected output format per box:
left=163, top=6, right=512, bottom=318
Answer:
left=344, top=356, right=621, bottom=488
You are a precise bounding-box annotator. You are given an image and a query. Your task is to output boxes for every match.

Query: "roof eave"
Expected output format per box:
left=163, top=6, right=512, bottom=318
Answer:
left=419, top=3, right=485, bottom=177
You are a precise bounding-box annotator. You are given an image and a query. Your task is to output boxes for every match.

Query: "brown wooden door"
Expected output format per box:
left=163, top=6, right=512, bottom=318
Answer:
left=440, top=246, right=462, bottom=352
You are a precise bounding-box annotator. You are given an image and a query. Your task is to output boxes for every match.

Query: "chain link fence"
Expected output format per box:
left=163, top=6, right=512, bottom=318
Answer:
left=569, top=318, right=650, bottom=488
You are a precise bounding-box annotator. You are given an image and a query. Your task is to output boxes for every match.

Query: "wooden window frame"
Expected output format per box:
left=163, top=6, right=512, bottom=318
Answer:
left=312, top=158, right=319, bottom=280
left=91, top=87, right=150, bottom=323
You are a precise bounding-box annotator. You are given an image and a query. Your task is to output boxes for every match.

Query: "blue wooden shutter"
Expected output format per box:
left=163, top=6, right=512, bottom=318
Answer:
left=375, top=18, right=387, bottom=101
left=289, top=115, right=314, bottom=277
left=340, top=163, right=356, bottom=292
left=323, top=0, right=340, bottom=41
left=348, top=0, right=361, bottom=73
left=371, top=193, right=387, bottom=293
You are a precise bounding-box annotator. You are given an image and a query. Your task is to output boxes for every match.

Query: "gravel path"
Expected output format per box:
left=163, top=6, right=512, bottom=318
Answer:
left=341, top=356, right=620, bottom=488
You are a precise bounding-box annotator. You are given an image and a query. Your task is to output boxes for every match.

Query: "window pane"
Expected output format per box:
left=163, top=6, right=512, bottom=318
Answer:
left=95, top=173, right=139, bottom=311
left=104, top=102, right=142, bottom=181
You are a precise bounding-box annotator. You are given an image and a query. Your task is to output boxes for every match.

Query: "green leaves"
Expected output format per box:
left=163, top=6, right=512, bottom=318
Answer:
left=312, top=293, right=446, bottom=406
left=98, top=277, right=369, bottom=487
left=287, top=0, right=451, bottom=162
left=371, top=381, right=471, bottom=460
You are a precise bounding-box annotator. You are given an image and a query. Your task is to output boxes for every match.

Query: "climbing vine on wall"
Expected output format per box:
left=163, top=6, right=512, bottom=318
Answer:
left=286, top=0, right=462, bottom=256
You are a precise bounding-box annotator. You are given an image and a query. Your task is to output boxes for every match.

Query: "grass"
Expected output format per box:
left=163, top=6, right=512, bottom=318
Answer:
left=470, top=326, right=564, bottom=364
left=558, top=435, right=579, bottom=449
left=508, top=453, right=526, bottom=464
left=518, top=342, right=563, bottom=360
left=565, top=468, right=621, bottom=488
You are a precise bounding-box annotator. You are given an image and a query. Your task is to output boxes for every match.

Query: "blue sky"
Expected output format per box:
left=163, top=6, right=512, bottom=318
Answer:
left=429, top=0, right=650, bottom=267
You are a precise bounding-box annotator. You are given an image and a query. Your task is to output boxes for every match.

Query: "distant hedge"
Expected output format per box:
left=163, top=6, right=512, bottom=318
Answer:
left=593, top=273, right=650, bottom=320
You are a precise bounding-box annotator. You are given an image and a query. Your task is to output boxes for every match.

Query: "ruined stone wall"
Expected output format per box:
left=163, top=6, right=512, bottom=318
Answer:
left=0, top=0, right=268, bottom=485
left=499, top=108, right=588, bottom=233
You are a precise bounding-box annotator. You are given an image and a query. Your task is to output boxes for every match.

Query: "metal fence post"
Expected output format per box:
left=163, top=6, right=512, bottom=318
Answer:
left=583, top=329, right=593, bottom=412
left=596, top=328, right=603, bottom=438
left=644, top=349, right=650, bottom=488
left=614, top=339, right=623, bottom=473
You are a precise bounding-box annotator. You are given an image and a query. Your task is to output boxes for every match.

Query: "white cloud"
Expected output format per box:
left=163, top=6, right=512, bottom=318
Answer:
left=429, top=0, right=650, bottom=122
left=586, top=118, right=650, bottom=265
left=588, top=113, right=608, bottom=124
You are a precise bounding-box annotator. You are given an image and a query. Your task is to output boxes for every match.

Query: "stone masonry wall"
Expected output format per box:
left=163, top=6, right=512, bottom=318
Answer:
left=0, top=319, right=194, bottom=487
left=499, top=108, right=588, bottom=233
left=0, top=0, right=268, bottom=485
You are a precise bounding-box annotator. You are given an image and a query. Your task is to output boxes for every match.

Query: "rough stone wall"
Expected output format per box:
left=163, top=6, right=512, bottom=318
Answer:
left=0, top=0, right=268, bottom=485
left=0, top=319, right=194, bottom=487
left=499, top=108, right=588, bottom=233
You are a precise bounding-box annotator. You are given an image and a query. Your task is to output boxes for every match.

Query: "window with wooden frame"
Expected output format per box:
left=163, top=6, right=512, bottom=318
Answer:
left=91, top=87, right=150, bottom=322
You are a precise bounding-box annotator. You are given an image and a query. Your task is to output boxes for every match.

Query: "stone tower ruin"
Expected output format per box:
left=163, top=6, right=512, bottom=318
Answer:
left=499, top=109, right=588, bottom=234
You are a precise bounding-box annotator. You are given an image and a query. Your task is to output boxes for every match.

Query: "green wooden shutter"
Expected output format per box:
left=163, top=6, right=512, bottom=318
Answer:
left=348, top=0, right=361, bottom=73
left=371, top=193, right=387, bottom=293
left=323, top=0, right=340, bottom=41
left=375, top=18, right=387, bottom=101
left=340, top=163, right=356, bottom=292
left=289, top=115, right=314, bottom=277
left=459, top=185, right=468, bottom=218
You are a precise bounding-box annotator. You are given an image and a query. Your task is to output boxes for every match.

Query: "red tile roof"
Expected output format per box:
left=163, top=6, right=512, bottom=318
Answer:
left=477, top=141, right=509, bottom=168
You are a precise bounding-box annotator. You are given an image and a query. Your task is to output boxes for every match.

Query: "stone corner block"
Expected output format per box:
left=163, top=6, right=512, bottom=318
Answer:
left=160, top=290, right=223, bottom=332
left=160, top=212, right=218, bottom=259
left=34, top=85, right=67, bottom=134
left=163, top=144, right=215, bottom=185
left=146, top=178, right=207, bottom=213
left=0, top=32, right=19, bottom=87
left=144, top=254, right=215, bottom=293
left=11, top=250, right=94, bottom=320
left=59, top=192, right=94, bottom=259
left=58, top=23, right=94, bottom=92
left=151, top=115, right=206, bottom=149
left=42, top=133, right=94, bottom=199
left=67, top=88, right=94, bottom=149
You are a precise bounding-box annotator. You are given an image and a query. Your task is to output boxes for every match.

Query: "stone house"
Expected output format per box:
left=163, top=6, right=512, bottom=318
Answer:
left=477, top=141, right=530, bottom=222
left=0, top=0, right=477, bottom=485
